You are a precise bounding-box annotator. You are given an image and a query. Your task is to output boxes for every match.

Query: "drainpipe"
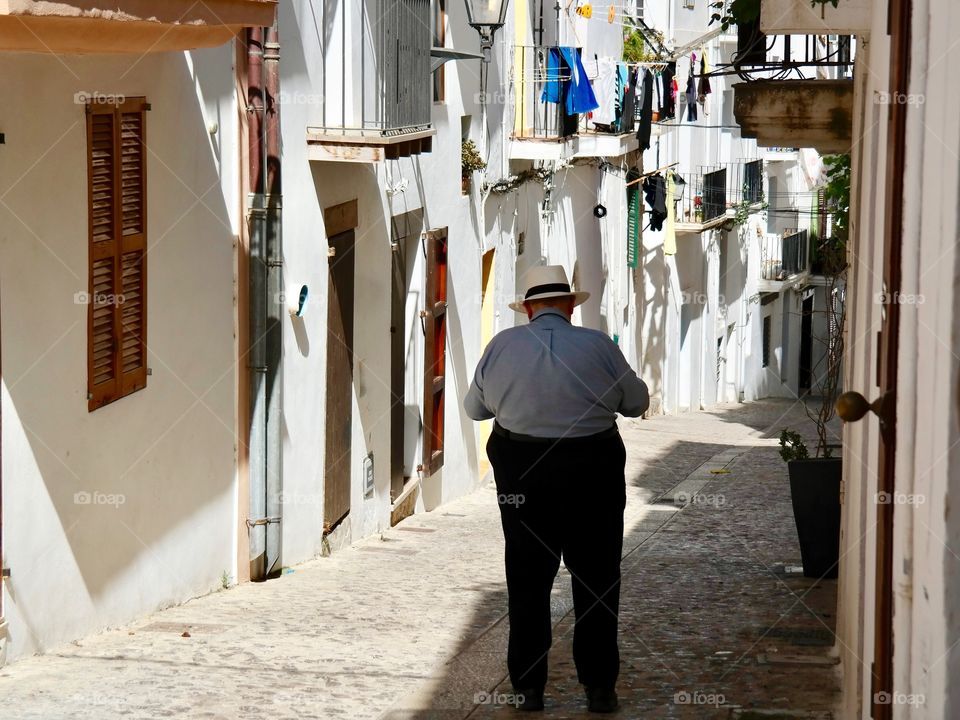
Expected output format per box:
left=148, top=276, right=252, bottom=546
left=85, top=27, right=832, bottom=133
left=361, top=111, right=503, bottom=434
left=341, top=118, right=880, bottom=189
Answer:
left=246, top=23, right=283, bottom=581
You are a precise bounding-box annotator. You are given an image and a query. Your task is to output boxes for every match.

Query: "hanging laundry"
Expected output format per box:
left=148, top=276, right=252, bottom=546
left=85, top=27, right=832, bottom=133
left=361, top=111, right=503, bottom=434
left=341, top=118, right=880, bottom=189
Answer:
left=636, top=68, right=654, bottom=150
left=685, top=74, right=697, bottom=122
left=642, top=174, right=667, bottom=232
left=619, top=66, right=638, bottom=133
left=540, top=47, right=598, bottom=129
left=697, top=51, right=712, bottom=114
left=559, top=47, right=599, bottom=115
left=660, top=62, right=677, bottom=119
left=591, top=57, right=618, bottom=126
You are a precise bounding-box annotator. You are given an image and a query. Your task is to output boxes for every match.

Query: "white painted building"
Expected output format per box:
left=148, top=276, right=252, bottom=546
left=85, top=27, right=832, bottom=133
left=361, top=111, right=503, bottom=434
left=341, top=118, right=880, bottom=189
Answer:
left=0, top=0, right=277, bottom=667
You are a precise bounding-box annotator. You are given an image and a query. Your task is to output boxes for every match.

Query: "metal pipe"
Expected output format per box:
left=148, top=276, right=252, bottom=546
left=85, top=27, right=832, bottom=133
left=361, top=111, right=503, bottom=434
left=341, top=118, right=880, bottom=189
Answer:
left=246, top=26, right=268, bottom=582
left=263, top=22, right=284, bottom=580
left=246, top=21, right=283, bottom=581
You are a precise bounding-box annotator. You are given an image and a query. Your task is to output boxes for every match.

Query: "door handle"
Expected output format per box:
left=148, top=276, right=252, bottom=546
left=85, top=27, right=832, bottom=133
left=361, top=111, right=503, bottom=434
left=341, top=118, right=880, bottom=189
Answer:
left=836, top=391, right=882, bottom=422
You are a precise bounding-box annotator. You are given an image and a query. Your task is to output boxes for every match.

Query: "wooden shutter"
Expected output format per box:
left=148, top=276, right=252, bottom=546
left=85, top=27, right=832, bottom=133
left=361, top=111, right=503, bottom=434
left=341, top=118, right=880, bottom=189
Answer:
left=86, top=97, right=148, bottom=411
left=421, top=228, right=448, bottom=475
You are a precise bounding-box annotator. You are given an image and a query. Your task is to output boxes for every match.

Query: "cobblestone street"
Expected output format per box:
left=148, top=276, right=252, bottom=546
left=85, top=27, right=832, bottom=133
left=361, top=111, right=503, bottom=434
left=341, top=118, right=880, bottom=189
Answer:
left=1, top=400, right=842, bottom=719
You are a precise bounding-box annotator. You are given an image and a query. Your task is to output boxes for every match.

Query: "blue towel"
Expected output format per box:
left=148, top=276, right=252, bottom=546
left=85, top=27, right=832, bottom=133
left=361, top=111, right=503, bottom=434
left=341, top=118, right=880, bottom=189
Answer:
left=559, top=47, right=599, bottom=115
left=540, top=47, right=564, bottom=104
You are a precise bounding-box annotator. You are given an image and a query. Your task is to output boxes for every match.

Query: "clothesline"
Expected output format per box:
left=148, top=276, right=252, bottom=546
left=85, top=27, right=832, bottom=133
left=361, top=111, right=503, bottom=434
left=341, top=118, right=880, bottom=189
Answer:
left=625, top=162, right=679, bottom=187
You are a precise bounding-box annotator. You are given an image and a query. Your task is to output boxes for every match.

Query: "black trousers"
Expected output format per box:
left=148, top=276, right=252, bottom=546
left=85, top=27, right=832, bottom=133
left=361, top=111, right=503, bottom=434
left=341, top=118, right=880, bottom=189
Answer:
left=487, top=428, right=627, bottom=691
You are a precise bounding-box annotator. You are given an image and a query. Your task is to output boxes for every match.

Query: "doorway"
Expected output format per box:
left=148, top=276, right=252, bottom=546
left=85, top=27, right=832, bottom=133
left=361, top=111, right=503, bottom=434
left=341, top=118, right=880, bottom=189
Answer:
left=478, top=249, right=496, bottom=478
left=324, top=229, right=355, bottom=533
left=799, top=295, right=813, bottom=394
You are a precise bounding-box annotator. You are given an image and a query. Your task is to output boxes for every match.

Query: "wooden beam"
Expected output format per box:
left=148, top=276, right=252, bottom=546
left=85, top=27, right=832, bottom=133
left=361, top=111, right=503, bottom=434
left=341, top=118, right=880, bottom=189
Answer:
left=324, top=199, right=359, bottom=236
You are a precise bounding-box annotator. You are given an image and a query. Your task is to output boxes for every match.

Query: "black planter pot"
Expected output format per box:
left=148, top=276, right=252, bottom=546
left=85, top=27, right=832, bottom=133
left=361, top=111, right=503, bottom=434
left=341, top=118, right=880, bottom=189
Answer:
left=787, top=458, right=842, bottom=579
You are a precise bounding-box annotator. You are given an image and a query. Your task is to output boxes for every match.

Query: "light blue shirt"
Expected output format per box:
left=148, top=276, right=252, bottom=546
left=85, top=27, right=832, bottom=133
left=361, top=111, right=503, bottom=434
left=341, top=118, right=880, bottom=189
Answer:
left=465, top=309, right=650, bottom=437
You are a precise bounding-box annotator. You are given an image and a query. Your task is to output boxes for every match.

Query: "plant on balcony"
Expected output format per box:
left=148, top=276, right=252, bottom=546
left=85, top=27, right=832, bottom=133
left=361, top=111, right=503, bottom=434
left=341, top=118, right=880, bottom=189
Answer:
left=461, top=139, right=486, bottom=194
left=623, top=28, right=666, bottom=63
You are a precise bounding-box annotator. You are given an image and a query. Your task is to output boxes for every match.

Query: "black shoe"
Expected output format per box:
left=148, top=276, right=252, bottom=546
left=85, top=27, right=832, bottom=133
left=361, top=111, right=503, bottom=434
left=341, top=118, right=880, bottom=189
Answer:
left=514, top=687, right=545, bottom=712
left=585, top=686, right=619, bottom=713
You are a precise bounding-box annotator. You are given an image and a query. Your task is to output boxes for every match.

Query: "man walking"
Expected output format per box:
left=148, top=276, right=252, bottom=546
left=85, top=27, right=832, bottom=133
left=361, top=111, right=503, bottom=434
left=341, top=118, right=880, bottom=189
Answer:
left=465, top=266, right=649, bottom=713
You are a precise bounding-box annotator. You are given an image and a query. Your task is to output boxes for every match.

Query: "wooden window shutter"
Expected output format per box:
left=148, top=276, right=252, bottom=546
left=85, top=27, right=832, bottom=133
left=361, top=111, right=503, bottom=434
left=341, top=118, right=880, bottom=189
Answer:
left=422, top=228, right=448, bottom=475
left=86, top=97, right=148, bottom=411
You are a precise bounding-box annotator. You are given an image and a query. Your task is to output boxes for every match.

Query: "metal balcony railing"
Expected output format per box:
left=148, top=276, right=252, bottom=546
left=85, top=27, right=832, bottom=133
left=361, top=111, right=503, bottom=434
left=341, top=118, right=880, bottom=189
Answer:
left=676, top=167, right=728, bottom=225
left=320, top=0, right=432, bottom=136
left=512, top=45, right=577, bottom=140
left=726, top=159, right=764, bottom=206
left=760, top=229, right=810, bottom=281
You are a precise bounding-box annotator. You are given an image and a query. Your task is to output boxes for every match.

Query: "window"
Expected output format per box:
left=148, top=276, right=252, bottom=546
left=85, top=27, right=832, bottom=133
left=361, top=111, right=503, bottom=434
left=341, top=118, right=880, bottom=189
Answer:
left=635, top=0, right=645, bottom=21
left=762, top=315, right=771, bottom=368
left=683, top=0, right=695, bottom=7
left=85, top=97, right=148, bottom=411
left=432, top=0, right=446, bottom=103
left=422, top=228, right=448, bottom=474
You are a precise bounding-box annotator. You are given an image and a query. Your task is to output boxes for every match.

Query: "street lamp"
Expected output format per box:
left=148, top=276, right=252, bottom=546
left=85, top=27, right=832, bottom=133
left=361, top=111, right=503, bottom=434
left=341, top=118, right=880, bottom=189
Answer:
left=464, top=0, right=510, bottom=63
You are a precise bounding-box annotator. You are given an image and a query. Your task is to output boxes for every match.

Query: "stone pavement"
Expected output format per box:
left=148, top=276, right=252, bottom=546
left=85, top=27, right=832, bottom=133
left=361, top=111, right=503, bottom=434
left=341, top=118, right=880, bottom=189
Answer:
left=1, top=399, right=842, bottom=719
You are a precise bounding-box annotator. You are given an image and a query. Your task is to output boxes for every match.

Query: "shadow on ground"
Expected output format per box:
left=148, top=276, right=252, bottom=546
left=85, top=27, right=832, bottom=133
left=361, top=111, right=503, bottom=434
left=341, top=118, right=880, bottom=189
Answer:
left=382, top=400, right=842, bottom=719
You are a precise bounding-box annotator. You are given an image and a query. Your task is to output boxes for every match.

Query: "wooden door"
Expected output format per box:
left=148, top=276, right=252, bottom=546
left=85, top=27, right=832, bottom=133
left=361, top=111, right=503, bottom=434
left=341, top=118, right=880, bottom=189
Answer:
left=871, top=0, right=911, bottom=714
left=324, top=230, right=355, bottom=533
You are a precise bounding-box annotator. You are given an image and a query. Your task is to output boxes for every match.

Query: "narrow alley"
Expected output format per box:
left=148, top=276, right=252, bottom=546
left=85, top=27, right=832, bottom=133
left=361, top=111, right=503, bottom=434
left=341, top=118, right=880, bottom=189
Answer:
left=1, top=400, right=841, bottom=719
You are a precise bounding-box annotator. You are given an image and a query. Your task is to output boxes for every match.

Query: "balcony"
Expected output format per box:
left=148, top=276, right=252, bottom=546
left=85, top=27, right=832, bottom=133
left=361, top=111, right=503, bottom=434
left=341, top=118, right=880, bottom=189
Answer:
left=510, top=45, right=578, bottom=161
left=307, top=0, right=434, bottom=163
left=0, top=0, right=277, bottom=54
left=759, top=229, right=811, bottom=292
left=675, top=168, right=729, bottom=233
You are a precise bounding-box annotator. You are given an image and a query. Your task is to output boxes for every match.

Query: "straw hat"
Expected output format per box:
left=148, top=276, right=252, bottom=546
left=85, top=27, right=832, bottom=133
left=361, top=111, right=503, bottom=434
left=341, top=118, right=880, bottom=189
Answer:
left=508, top=265, right=590, bottom=313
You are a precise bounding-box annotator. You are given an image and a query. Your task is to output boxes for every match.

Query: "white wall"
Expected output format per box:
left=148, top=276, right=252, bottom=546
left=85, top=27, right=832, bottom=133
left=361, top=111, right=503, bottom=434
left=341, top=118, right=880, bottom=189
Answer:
left=0, top=46, right=239, bottom=662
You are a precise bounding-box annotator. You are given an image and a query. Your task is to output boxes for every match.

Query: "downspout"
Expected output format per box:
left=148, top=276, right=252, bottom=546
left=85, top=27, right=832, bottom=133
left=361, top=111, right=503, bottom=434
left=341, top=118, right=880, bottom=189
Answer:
left=246, top=23, right=283, bottom=581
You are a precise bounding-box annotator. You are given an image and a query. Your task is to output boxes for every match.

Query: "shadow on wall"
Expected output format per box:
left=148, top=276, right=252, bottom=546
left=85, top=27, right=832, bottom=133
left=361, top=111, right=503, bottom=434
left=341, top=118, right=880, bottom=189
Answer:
left=1, top=50, right=237, bottom=653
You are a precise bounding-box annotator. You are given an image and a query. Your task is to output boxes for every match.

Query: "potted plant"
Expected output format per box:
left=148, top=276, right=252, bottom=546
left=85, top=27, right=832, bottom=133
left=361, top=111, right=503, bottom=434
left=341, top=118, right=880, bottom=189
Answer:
left=779, top=153, right=849, bottom=580
left=461, top=139, right=486, bottom=195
